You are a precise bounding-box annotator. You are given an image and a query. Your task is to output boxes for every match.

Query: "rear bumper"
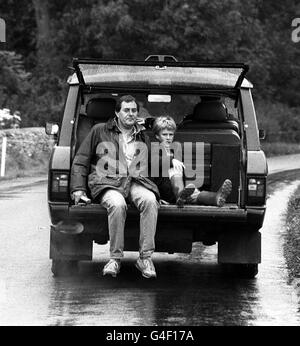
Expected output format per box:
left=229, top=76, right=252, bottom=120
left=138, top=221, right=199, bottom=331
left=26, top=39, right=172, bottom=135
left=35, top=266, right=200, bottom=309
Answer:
left=70, top=203, right=247, bottom=219
left=49, top=202, right=265, bottom=228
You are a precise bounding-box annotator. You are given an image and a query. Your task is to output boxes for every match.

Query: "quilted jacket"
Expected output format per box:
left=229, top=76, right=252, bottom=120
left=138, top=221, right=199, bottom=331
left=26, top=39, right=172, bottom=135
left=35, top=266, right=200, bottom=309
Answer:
left=70, top=117, right=160, bottom=201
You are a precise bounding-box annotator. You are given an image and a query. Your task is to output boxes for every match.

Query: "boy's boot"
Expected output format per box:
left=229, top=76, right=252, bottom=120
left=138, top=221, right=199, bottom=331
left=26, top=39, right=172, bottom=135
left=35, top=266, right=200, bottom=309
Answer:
left=196, top=179, right=232, bottom=207
left=170, top=175, right=195, bottom=207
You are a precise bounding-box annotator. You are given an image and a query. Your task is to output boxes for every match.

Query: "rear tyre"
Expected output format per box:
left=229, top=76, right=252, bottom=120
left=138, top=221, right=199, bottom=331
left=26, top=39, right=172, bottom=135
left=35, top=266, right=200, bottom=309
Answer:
left=51, top=259, right=79, bottom=277
left=221, top=263, right=258, bottom=279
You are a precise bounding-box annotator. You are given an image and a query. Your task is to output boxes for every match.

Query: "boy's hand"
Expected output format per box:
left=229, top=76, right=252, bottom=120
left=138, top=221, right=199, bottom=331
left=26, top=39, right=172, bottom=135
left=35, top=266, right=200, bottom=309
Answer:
left=172, top=158, right=185, bottom=171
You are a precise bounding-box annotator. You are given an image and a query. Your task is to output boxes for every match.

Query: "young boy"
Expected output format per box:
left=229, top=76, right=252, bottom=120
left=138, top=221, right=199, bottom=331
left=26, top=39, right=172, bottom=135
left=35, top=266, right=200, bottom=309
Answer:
left=152, top=116, right=232, bottom=207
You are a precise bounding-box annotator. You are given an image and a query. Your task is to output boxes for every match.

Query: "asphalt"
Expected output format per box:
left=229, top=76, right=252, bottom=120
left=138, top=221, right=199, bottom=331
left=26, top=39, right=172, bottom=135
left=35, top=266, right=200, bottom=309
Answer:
left=1, top=154, right=300, bottom=326
left=0, top=175, right=47, bottom=191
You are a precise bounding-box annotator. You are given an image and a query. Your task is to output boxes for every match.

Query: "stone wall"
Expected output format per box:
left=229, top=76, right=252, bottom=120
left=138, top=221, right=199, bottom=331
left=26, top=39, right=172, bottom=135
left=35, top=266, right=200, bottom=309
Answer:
left=0, top=127, right=55, bottom=177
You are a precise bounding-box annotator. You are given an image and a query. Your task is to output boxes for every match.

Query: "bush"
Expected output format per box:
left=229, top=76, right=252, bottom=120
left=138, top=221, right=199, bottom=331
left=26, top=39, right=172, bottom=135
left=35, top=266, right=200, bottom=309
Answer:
left=284, top=184, right=300, bottom=280
left=0, top=108, right=21, bottom=129
left=0, top=127, right=54, bottom=178
left=255, top=100, right=300, bottom=143
left=261, top=142, right=300, bottom=157
left=0, top=51, right=31, bottom=114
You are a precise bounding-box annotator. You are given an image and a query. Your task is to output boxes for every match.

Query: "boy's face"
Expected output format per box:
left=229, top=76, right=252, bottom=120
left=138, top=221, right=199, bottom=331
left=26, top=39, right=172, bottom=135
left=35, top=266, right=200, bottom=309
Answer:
left=156, top=129, right=175, bottom=148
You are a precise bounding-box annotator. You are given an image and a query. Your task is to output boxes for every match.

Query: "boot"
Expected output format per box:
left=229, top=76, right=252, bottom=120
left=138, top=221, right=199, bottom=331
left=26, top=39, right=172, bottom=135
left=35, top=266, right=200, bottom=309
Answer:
left=196, top=179, right=232, bottom=207
left=170, top=175, right=195, bottom=207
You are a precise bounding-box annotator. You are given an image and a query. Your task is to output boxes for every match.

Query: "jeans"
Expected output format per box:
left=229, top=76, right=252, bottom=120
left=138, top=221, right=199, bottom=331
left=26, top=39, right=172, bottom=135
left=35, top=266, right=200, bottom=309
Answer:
left=100, top=182, right=159, bottom=259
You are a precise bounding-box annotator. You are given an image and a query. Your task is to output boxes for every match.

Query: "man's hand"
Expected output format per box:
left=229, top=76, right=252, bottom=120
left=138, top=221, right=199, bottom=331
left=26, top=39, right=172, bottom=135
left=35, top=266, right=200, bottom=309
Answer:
left=72, top=190, right=90, bottom=205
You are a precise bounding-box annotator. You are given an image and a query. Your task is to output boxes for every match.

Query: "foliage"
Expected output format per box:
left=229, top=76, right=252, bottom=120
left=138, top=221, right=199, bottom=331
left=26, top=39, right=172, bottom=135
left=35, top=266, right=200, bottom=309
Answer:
left=284, top=184, right=300, bottom=280
left=261, top=142, right=300, bottom=157
left=0, top=127, right=54, bottom=178
left=0, top=51, right=31, bottom=111
left=255, top=100, right=300, bottom=143
left=0, top=0, right=299, bottom=136
left=0, top=108, right=21, bottom=129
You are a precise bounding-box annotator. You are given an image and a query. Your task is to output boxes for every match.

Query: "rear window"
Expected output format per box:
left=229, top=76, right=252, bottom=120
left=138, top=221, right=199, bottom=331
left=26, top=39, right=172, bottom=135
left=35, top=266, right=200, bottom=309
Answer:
left=81, top=92, right=238, bottom=124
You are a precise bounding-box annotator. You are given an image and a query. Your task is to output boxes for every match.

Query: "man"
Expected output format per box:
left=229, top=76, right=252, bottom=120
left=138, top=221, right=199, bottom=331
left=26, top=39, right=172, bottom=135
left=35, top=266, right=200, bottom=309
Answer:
left=70, top=95, right=160, bottom=279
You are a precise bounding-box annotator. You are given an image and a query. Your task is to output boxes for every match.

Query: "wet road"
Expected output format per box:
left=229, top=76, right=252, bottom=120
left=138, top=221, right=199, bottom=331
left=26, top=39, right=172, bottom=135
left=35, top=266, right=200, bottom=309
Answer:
left=1, top=171, right=300, bottom=325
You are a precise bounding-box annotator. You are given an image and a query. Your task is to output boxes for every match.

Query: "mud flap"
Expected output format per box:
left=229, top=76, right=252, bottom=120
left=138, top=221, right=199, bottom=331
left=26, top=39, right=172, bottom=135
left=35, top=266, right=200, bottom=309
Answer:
left=50, top=227, right=93, bottom=261
left=218, top=230, right=261, bottom=264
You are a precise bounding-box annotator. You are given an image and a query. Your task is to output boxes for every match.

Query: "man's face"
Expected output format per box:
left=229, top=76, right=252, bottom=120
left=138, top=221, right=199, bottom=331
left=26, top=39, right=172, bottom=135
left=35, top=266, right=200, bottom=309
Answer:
left=116, top=101, right=138, bottom=129
left=156, top=129, right=175, bottom=148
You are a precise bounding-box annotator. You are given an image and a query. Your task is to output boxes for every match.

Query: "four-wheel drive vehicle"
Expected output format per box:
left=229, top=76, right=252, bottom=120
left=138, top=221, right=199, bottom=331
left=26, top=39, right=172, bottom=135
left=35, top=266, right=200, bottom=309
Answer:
left=46, top=55, right=267, bottom=278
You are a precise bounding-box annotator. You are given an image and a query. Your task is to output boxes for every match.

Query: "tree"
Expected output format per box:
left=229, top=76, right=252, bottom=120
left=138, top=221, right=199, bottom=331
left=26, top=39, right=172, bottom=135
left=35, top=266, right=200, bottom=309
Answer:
left=0, top=51, right=30, bottom=111
left=0, top=0, right=36, bottom=68
left=1, top=0, right=300, bottom=126
left=32, top=0, right=51, bottom=68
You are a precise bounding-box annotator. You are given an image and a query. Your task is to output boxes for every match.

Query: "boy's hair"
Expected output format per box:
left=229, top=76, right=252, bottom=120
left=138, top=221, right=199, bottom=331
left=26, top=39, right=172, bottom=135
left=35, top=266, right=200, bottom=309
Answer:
left=152, top=116, right=176, bottom=135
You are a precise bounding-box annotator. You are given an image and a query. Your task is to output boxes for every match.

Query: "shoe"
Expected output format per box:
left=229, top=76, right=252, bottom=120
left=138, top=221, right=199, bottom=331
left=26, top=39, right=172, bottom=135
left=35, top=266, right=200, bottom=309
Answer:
left=135, top=257, right=157, bottom=278
left=102, top=259, right=121, bottom=277
left=176, top=183, right=196, bottom=207
left=216, top=179, right=232, bottom=207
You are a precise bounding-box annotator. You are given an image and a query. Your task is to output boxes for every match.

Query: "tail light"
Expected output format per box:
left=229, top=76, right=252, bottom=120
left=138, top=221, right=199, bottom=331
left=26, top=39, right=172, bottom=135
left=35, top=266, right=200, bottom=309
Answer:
left=247, top=176, right=266, bottom=206
left=50, top=171, right=69, bottom=201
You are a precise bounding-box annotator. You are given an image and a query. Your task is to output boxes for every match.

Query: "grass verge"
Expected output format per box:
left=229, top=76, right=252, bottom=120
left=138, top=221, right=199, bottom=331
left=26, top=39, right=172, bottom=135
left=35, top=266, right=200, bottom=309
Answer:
left=284, top=184, right=300, bottom=279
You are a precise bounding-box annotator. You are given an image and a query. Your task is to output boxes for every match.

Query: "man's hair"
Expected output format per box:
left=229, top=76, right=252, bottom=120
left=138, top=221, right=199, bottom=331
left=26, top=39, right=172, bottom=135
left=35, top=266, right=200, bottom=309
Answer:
left=115, top=95, right=139, bottom=112
left=152, top=116, right=177, bottom=135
